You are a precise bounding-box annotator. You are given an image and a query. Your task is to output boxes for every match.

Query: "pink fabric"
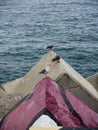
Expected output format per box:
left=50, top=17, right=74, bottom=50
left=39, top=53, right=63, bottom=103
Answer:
left=66, top=90, right=98, bottom=127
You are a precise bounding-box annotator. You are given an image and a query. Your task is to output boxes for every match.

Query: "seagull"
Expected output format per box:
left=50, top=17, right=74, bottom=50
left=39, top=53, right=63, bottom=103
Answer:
left=39, top=64, right=50, bottom=74
left=46, top=45, right=53, bottom=50
left=52, top=55, right=61, bottom=62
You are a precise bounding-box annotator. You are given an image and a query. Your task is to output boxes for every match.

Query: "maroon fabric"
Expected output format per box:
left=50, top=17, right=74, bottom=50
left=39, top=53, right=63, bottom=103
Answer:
left=66, top=90, right=98, bottom=127
left=0, top=77, right=98, bottom=130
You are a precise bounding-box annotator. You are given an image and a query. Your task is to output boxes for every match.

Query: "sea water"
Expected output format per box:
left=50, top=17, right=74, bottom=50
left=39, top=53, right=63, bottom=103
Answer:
left=0, top=0, right=98, bottom=84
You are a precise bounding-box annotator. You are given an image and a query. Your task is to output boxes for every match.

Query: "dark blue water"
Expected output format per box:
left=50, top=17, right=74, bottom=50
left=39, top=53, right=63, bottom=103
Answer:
left=0, top=0, right=98, bottom=84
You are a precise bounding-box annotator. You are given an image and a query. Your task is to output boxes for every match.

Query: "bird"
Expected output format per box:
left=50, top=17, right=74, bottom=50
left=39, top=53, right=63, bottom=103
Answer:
left=46, top=45, right=53, bottom=50
left=39, top=64, right=50, bottom=74
left=52, top=55, right=61, bottom=62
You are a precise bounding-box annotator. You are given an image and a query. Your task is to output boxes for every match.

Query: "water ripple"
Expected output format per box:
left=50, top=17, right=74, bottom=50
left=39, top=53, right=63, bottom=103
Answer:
left=0, top=0, right=98, bottom=84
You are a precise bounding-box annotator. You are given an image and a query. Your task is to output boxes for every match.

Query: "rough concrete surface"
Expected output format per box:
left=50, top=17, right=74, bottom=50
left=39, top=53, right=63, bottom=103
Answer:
left=0, top=93, right=23, bottom=119
left=0, top=51, right=98, bottom=119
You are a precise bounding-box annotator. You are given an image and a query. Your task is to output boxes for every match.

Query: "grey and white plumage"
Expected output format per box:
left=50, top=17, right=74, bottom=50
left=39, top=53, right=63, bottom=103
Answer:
left=39, top=64, right=50, bottom=74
